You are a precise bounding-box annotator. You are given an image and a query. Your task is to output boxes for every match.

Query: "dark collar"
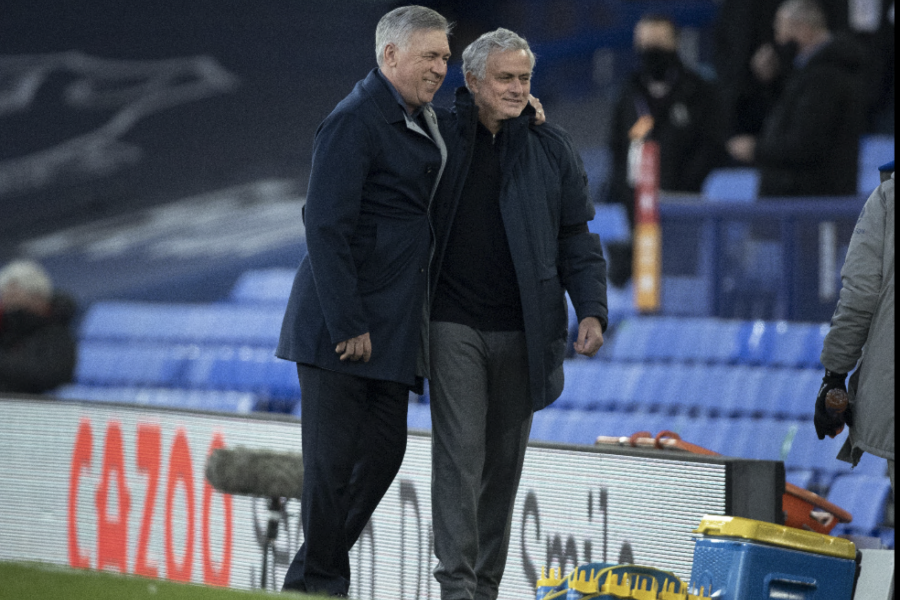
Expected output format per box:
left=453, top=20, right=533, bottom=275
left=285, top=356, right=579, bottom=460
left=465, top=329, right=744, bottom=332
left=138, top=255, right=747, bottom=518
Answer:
left=452, top=86, right=536, bottom=136
left=362, top=68, right=429, bottom=123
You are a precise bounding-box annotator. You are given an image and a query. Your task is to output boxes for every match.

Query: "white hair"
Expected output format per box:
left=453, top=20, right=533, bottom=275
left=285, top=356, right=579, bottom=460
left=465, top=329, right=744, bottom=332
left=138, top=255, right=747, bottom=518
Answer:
left=375, top=5, right=452, bottom=67
left=462, top=27, right=535, bottom=85
left=0, top=260, right=53, bottom=299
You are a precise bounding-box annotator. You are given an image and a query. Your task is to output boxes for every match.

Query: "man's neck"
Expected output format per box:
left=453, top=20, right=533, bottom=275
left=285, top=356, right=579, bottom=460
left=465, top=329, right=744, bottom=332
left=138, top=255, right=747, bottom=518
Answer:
left=479, top=115, right=501, bottom=135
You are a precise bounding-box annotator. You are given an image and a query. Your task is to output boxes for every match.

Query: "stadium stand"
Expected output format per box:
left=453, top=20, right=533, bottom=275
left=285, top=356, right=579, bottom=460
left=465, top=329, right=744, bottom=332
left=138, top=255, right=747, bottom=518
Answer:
left=827, top=474, right=893, bottom=537
left=701, top=168, right=760, bottom=203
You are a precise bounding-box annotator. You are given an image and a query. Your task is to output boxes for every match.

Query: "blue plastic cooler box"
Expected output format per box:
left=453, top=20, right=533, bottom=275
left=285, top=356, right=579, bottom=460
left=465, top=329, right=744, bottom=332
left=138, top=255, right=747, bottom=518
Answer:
left=689, top=515, right=857, bottom=599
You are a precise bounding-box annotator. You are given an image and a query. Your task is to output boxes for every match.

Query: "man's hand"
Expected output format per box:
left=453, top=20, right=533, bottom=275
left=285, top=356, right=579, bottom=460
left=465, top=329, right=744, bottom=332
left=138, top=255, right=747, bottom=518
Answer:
left=336, top=332, right=372, bottom=362
left=726, top=134, right=757, bottom=163
left=750, top=43, right=781, bottom=83
left=528, top=94, right=545, bottom=125
left=814, top=370, right=849, bottom=439
left=573, top=317, right=604, bottom=357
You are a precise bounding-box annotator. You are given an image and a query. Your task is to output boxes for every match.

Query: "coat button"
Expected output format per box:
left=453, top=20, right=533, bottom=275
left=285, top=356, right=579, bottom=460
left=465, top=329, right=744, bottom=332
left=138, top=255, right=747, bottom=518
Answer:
left=426, top=167, right=434, bottom=175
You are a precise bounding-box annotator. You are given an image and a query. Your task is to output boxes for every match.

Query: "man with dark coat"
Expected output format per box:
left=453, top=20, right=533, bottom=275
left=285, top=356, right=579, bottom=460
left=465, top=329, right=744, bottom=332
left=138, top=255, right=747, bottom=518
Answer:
left=727, top=0, right=867, bottom=196
left=0, top=259, right=76, bottom=394
left=429, top=28, right=607, bottom=600
left=275, top=6, right=451, bottom=596
left=607, top=14, right=727, bottom=286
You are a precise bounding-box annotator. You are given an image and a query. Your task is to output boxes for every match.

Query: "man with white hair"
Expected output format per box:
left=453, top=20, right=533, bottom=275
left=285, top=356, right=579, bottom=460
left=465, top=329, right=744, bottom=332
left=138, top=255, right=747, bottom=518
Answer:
left=0, top=259, right=77, bottom=394
left=428, top=28, right=608, bottom=600
left=277, top=5, right=452, bottom=596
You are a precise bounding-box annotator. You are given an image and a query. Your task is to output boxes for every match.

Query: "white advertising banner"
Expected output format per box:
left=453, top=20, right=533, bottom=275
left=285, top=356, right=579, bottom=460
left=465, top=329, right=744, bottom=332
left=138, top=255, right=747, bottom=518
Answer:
left=0, top=396, right=770, bottom=599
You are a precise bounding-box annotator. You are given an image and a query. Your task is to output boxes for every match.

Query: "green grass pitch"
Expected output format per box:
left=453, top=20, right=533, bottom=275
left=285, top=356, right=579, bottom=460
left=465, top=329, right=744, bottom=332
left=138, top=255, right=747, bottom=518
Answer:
left=0, top=562, right=331, bottom=600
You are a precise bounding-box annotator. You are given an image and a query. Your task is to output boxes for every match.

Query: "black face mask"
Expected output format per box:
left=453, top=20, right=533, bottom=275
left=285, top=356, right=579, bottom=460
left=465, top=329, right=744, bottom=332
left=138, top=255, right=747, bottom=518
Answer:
left=638, top=48, right=679, bottom=80
left=774, top=40, right=800, bottom=67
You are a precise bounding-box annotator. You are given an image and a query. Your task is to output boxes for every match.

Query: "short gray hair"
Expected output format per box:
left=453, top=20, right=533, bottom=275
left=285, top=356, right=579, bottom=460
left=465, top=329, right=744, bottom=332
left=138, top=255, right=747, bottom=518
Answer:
left=462, top=28, right=535, bottom=84
left=0, top=259, right=53, bottom=299
left=778, top=0, right=828, bottom=30
left=375, top=5, right=452, bottom=67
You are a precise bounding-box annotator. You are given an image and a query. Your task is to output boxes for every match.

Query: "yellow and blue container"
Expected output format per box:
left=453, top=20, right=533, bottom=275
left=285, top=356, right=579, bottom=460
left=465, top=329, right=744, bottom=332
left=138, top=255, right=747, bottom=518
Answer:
left=689, top=515, right=857, bottom=599
left=536, top=563, right=711, bottom=600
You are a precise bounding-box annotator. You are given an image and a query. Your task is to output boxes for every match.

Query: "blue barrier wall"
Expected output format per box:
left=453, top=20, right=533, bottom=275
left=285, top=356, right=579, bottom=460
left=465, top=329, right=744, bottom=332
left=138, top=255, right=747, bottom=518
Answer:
left=659, top=196, right=868, bottom=321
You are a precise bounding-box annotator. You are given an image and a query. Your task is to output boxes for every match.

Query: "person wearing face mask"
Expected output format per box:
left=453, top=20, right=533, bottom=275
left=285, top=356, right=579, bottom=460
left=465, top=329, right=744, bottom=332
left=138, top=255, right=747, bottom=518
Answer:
left=606, top=13, right=727, bottom=287
left=726, top=0, right=867, bottom=197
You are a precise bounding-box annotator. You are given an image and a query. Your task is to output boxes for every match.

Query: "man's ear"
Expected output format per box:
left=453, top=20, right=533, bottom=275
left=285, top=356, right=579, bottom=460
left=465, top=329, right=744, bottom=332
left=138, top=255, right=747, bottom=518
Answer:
left=464, top=71, right=479, bottom=93
left=383, top=43, right=398, bottom=69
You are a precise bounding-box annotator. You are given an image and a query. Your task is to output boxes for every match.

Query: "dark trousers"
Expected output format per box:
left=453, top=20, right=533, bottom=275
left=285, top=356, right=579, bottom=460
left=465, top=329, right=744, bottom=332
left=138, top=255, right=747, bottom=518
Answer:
left=282, top=364, right=409, bottom=596
left=429, top=322, right=533, bottom=600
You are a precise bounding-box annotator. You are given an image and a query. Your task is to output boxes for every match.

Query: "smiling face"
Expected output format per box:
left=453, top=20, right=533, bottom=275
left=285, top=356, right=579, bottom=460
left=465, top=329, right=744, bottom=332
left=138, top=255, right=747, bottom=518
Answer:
left=466, top=49, right=532, bottom=134
left=381, top=28, right=451, bottom=112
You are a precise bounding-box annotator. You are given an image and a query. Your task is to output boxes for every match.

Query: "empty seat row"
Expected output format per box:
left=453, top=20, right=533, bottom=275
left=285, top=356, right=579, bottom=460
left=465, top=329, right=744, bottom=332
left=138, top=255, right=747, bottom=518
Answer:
left=74, top=340, right=300, bottom=404
left=54, top=384, right=258, bottom=413
left=528, top=408, right=889, bottom=480
left=555, top=360, right=821, bottom=419
left=228, top=267, right=298, bottom=305
left=79, top=301, right=286, bottom=346
left=600, top=316, right=829, bottom=368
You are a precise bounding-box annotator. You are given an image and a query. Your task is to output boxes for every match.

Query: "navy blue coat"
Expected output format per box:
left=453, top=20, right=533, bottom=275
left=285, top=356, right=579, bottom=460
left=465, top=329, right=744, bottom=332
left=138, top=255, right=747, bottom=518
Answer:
left=277, top=69, right=444, bottom=387
left=432, top=89, right=608, bottom=411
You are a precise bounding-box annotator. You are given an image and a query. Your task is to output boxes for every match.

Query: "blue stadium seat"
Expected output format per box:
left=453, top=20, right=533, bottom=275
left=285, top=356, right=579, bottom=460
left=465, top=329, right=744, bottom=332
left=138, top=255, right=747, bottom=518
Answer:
left=591, top=202, right=631, bottom=243
left=607, top=317, right=661, bottom=362
left=557, top=360, right=605, bottom=410
left=644, top=363, right=690, bottom=414
left=180, top=345, right=299, bottom=411
left=664, top=363, right=708, bottom=415
left=624, top=362, right=667, bottom=412
left=554, top=409, right=611, bottom=446
left=611, top=362, right=647, bottom=412
left=407, top=402, right=432, bottom=431
left=75, top=340, right=191, bottom=387
left=766, top=321, right=818, bottom=368
left=782, top=421, right=822, bottom=472
left=54, top=384, right=257, bottom=413
left=736, top=320, right=774, bottom=365
left=802, top=323, right=830, bottom=369
left=857, top=134, right=894, bottom=195
left=827, top=474, right=892, bottom=536
left=773, top=368, right=819, bottom=419
left=675, top=318, right=744, bottom=365
left=591, top=361, right=627, bottom=411
left=701, top=168, right=760, bottom=202
left=693, top=364, right=734, bottom=417
left=786, top=468, right=815, bottom=490
left=641, top=316, right=684, bottom=363
left=529, top=408, right=567, bottom=442
left=228, top=267, right=297, bottom=305
left=79, top=301, right=285, bottom=347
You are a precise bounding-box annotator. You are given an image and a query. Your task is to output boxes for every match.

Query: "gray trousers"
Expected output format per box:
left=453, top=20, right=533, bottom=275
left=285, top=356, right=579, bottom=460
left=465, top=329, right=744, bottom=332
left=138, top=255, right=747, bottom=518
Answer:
left=429, top=321, right=534, bottom=600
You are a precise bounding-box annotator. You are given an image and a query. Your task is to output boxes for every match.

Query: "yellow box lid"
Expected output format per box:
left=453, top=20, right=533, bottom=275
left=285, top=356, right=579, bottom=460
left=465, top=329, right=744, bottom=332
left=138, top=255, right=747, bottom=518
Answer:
left=694, top=515, right=856, bottom=560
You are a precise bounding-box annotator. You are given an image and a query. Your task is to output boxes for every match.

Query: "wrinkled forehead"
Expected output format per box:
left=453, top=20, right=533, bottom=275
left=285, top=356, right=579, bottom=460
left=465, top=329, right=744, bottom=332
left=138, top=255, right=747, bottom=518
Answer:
left=485, top=48, right=533, bottom=75
left=400, top=27, right=450, bottom=53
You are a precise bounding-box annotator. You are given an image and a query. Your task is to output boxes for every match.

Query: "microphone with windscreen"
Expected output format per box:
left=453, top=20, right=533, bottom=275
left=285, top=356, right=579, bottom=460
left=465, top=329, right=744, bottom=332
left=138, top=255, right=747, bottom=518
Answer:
left=206, top=446, right=304, bottom=590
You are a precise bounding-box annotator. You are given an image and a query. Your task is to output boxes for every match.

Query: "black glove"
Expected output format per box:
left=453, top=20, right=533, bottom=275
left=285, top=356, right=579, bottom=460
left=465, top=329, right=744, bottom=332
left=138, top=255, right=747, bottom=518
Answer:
left=814, top=370, right=848, bottom=440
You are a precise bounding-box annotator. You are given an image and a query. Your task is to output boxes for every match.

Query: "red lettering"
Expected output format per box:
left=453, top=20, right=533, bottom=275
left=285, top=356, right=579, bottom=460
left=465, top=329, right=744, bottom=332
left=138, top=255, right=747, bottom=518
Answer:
left=95, top=421, right=131, bottom=572
left=165, top=429, right=195, bottom=582
left=135, top=423, right=162, bottom=578
left=68, top=419, right=93, bottom=569
left=202, top=433, right=232, bottom=586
